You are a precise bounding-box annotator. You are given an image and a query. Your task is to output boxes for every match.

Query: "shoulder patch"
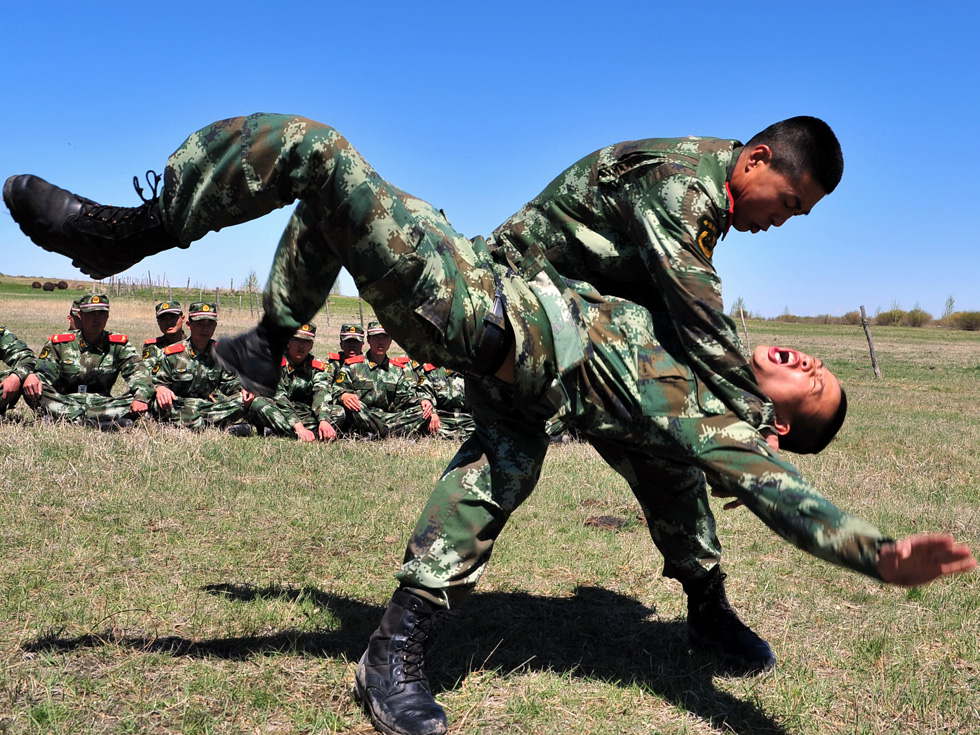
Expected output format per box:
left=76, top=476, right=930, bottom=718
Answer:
left=163, top=343, right=185, bottom=355
left=108, top=334, right=129, bottom=344
left=696, top=216, right=719, bottom=259
left=311, top=359, right=326, bottom=371
left=144, top=337, right=158, bottom=345
left=345, top=355, right=365, bottom=365
left=50, top=333, right=76, bottom=343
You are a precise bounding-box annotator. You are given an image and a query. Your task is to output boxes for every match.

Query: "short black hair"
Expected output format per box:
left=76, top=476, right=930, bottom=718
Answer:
left=780, top=387, right=848, bottom=454
left=745, top=116, right=844, bottom=194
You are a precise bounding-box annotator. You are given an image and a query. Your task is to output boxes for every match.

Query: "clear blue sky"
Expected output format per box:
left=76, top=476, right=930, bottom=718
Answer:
left=2, top=1, right=977, bottom=317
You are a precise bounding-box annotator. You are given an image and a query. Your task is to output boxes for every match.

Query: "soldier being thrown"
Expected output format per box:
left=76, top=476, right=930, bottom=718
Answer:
left=0, top=325, right=40, bottom=417
left=4, top=113, right=975, bottom=735
left=28, top=294, right=152, bottom=429
left=150, top=302, right=252, bottom=436
left=334, top=321, right=435, bottom=438
left=142, top=300, right=186, bottom=371
left=248, top=321, right=341, bottom=441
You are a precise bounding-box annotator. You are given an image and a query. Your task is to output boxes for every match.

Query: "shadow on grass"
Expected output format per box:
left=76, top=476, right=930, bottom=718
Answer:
left=23, top=583, right=786, bottom=735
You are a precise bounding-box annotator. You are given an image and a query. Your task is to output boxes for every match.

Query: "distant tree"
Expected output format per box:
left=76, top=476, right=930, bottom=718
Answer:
left=729, top=296, right=746, bottom=319
left=841, top=310, right=861, bottom=325
left=875, top=309, right=906, bottom=326
left=942, top=295, right=956, bottom=321
left=903, top=308, right=932, bottom=327
left=948, top=312, right=980, bottom=331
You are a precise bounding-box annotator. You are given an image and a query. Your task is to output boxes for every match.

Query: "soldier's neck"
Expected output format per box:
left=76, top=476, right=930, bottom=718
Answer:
left=190, top=335, right=211, bottom=353
left=80, top=328, right=104, bottom=345
left=159, top=329, right=185, bottom=346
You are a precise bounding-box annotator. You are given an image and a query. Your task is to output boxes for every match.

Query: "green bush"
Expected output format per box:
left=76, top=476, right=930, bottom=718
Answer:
left=902, top=308, right=933, bottom=327
left=875, top=309, right=906, bottom=326
left=841, top=310, right=862, bottom=325
left=947, top=311, right=980, bottom=331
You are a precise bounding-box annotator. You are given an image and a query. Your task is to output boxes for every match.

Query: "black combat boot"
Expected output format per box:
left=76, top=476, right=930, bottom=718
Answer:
left=354, top=588, right=447, bottom=735
left=225, top=423, right=254, bottom=438
left=213, top=320, right=295, bottom=397
left=3, top=172, right=179, bottom=279
left=683, top=566, right=776, bottom=675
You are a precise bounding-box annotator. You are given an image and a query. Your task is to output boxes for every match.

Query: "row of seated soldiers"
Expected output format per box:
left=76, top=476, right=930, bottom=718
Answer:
left=0, top=294, right=476, bottom=441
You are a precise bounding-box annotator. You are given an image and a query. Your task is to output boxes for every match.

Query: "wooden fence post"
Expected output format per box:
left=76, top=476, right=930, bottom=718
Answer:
left=859, top=305, right=882, bottom=379
left=738, top=305, right=751, bottom=355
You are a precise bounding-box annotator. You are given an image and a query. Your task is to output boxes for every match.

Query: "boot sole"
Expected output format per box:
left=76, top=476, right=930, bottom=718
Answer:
left=352, top=667, right=446, bottom=735
left=212, top=342, right=277, bottom=398
left=688, top=630, right=776, bottom=676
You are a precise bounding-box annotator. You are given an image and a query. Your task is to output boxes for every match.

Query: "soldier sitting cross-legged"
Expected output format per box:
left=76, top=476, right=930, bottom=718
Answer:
left=0, top=325, right=40, bottom=418
left=27, top=293, right=151, bottom=430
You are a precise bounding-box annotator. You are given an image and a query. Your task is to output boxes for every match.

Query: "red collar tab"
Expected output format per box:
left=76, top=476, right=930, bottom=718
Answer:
left=423, top=363, right=436, bottom=372
left=108, top=333, right=128, bottom=344
left=325, top=352, right=341, bottom=360
left=51, top=333, right=77, bottom=344
left=311, top=359, right=326, bottom=370
left=345, top=355, right=365, bottom=365
left=163, top=343, right=185, bottom=355
left=280, top=357, right=288, bottom=367
left=144, top=337, right=158, bottom=345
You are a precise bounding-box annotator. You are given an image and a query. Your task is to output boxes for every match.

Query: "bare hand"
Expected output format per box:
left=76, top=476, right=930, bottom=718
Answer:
left=241, top=389, right=255, bottom=407
left=155, top=385, right=176, bottom=411
left=427, top=412, right=441, bottom=435
left=1, top=373, right=20, bottom=400
left=22, top=373, right=42, bottom=398
left=317, top=421, right=337, bottom=441
left=878, top=534, right=977, bottom=586
left=294, top=423, right=315, bottom=442
left=420, top=399, right=433, bottom=420
left=340, top=393, right=362, bottom=412
left=130, top=400, right=149, bottom=414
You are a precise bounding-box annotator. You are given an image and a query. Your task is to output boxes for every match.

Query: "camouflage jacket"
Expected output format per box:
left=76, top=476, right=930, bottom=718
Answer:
left=413, top=361, right=468, bottom=413
left=566, top=312, right=889, bottom=581
left=489, top=137, right=773, bottom=430
left=334, top=354, right=421, bottom=411
left=152, top=338, right=241, bottom=399
left=141, top=332, right=185, bottom=372
left=0, top=326, right=36, bottom=380
left=35, top=330, right=153, bottom=401
left=274, top=353, right=337, bottom=424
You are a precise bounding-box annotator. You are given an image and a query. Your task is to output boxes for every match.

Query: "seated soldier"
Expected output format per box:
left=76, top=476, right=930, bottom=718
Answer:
left=0, top=325, right=41, bottom=418
left=412, top=360, right=475, bottom=440
left=249, top=322, right=342, bottom=441
left=142, top=300, right=186, bottom=371
left=334, top=321, right=435, bottom=438
left=149, top=301, right=251, bottom=436
left=27, top=294, right=151, bottom=429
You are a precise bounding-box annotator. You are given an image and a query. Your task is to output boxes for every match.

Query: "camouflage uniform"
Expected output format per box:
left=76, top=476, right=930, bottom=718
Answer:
left=150, top=302, right=246, bottom=430
left=413, top=361, right=475, bottom=440
left=248, top=322, right=345, bottom=435
left=149, top=114, right=883, bottom=596
left=0, top=326, right=36, bottom=415
left=334, top=351, right=429, bottom=438
left=141, top=300, right=185, bottom=371
left=31, top=294, right=152, bottom=423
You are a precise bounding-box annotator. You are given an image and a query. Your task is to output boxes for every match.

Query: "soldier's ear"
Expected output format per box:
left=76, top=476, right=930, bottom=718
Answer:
left=772, top=414, right=792, bottom=437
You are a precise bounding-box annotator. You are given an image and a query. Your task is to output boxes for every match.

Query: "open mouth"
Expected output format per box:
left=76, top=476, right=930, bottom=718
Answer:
left=768, top=347, right=798, bottom=366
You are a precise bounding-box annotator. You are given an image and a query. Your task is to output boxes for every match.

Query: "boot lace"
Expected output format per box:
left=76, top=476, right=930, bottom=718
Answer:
left=81, top=171, right=162, bottom=227
left=399, top=611, right=437, bottom=684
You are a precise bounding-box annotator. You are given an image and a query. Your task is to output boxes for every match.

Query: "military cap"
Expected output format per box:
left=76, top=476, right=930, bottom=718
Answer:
left=366, top=321, right=388, bottom=337
left=339, top=323, right=365, bottom=342
left=293, top=322, right=317, bottom=341
left=188, top=302, right=218, bottom=321
left=155, top=300, right=183, bottom=316
left=78, top=293, right=110, bottom=311
left=69, top=299, right=81, bottom=316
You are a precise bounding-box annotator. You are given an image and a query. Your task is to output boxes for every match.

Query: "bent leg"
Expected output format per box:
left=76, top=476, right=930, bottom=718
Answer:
left=396, top=379, right=549, bottom=607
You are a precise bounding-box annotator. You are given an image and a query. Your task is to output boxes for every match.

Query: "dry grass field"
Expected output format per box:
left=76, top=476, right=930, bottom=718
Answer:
left=0, top=286, right=977, bottom=734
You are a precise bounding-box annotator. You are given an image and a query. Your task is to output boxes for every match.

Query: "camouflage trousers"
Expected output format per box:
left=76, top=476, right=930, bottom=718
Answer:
left=158, top=113, right=720, bottom=600
left=397, top=298, right=722, bottom=606
left=432, top=409, right=476, bottom=441
left=249, top=396, right=345, bottom=436
left=28, top=383, right=138, bottom=423
left=151, top=396, right=246, bottom=430
left=345, top=404, right=429, bottom=439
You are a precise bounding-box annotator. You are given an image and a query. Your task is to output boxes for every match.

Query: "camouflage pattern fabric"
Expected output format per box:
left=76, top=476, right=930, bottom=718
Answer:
left=151, top=114, right=885, bottom=604
left=249, top=354, right=344, bottom=435
left=141, top=332, right=184, bottom=373
left=0, top=326, right=36, bottom=415
left=413, top=361, right=475, bottom=440
left=30, top=330, right=152, bottom=422
left=150, top=337, right=245, bottom=429
left=398, top=299, right=888, bottom=607
left=488, top=136, right=775, bottom=431
left=334, top=354, right=428, bottom=438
